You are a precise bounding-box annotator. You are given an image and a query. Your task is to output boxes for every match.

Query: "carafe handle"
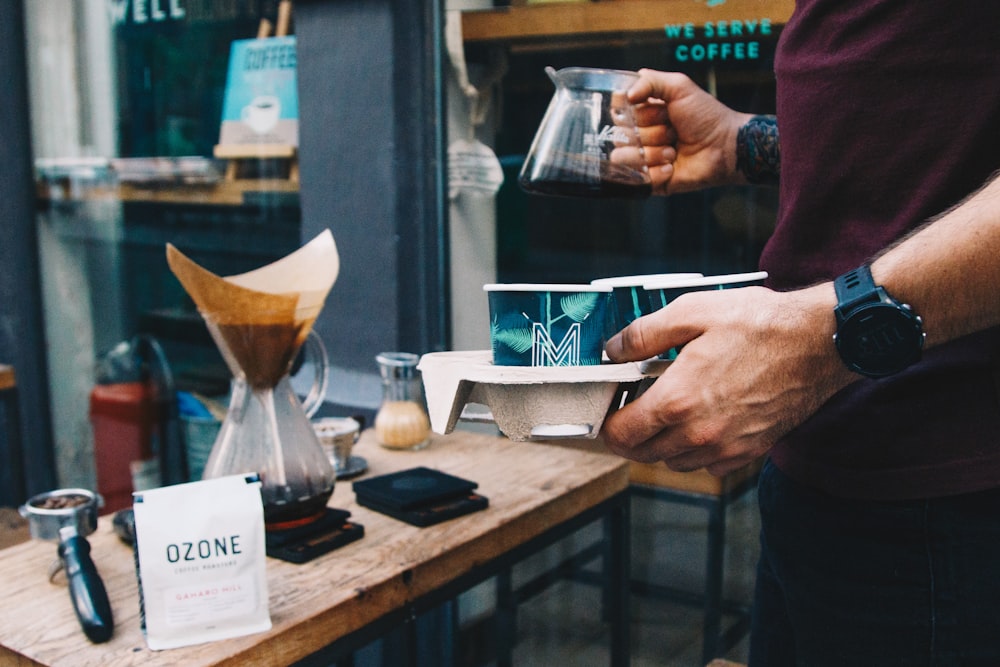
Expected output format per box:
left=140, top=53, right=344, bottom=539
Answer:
left=300, top=330, right=329, bottom=418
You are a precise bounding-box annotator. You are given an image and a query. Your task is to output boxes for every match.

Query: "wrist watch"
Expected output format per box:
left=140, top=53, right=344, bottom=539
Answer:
left=833, top=264, right=925, bottom=378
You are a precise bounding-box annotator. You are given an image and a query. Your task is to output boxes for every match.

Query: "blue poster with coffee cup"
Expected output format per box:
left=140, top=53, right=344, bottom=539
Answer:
left=219, top=37, right=298, bottom=147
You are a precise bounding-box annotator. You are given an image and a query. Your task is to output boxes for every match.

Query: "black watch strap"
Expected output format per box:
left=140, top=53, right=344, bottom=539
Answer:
left=834, top=264, right=878, bottom=314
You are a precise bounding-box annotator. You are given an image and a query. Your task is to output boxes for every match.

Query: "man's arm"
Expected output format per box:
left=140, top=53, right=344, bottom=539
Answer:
left=872, top=171, right=1000, bottom=347
left=601, top=170, right=1000, bottom=474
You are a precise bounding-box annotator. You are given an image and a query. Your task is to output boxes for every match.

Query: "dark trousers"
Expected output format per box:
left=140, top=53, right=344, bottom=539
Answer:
left=749, top=458, right=1000, bottom=667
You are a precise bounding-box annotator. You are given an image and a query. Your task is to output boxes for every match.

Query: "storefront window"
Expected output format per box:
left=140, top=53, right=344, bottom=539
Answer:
left=447, top=1, right=786, bottom=347
left=19, top=0, right=787, bottom=493
left=25, top=0, right=301, bottom=489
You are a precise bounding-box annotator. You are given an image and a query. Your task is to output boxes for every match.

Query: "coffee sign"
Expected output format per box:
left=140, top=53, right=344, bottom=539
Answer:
left=664, top=18, right=773, bottom=62
left=662, top=0, right=777, bottom=64
left=218, top=36, right=299, bottom=148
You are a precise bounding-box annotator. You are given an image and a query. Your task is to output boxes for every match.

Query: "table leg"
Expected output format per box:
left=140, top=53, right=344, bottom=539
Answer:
left=701, top=498, right=726, bottom=664
left=496, top=569, right=515, bottom=667
left=608, top=492, right=631, bottom=667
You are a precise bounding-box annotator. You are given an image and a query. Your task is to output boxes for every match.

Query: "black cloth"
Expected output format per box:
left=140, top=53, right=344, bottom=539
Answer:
left=749, top=458, right=1000, bottom=666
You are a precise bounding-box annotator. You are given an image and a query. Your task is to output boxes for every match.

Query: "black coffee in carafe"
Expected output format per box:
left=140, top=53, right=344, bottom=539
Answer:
left=518, top=154, right=652, bottom=199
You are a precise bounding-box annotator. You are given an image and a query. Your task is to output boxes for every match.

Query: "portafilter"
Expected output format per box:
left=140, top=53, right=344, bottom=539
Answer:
left=19, top=488, right=114, bottom=643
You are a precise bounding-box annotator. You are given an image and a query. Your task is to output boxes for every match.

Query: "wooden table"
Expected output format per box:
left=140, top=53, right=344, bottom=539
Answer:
left=0, top=430, right=630, bottom=666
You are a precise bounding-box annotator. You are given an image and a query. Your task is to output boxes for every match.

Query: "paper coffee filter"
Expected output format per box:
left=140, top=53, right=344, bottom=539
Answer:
left=165, top=229, right=339, bottom=325
left=224, top=229, right=340, bottom=317
left=167, top=230, right=339, bottom=388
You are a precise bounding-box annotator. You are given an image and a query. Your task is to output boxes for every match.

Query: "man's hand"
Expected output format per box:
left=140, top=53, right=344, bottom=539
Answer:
left=625, top=69, right=753, bottom=195
left=601, top=284, right=855, bottom=475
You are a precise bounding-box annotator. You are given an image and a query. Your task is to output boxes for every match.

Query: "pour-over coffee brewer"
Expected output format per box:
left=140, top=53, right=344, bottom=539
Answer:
left=166, top=230, right=340, bottom=530
left=519, top=66, right=652, bottom=199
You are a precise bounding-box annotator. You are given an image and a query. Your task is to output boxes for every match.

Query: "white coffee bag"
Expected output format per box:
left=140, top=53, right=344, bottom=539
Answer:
left=133, top=474, right=271, bottom=650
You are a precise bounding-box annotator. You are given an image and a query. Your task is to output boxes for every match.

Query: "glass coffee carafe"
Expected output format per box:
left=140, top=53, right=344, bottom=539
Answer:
left=519, top=66, right=652, bottom=199
left=166, top=231, right=340, bottom=530
left=202, top=327, right=333, bottom=528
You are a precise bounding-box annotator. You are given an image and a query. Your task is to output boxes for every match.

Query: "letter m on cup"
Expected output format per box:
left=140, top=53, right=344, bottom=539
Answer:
left=532, top=322, right=581, bottom=366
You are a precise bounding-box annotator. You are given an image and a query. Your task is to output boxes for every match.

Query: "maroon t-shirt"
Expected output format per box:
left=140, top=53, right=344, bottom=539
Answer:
left=760, top=1, right=1000, bottom=500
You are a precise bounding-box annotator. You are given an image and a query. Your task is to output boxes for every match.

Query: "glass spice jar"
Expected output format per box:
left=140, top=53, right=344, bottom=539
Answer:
left=373, top=352, right=431, bottom=450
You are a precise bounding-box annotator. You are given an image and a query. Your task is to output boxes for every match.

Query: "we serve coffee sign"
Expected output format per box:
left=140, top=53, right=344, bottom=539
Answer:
left=664, top=0, right=782, bottom=63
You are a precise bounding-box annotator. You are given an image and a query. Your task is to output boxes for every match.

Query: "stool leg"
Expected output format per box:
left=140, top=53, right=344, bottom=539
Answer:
left=702, top=498, right=727, bottom=663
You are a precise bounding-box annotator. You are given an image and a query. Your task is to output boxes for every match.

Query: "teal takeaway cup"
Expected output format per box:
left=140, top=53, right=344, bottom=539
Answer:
left=643, top=271, right=768, bottom=359
left=591, top=272, right=702, bottom=339
left=484, top=283, right=613, bottom=366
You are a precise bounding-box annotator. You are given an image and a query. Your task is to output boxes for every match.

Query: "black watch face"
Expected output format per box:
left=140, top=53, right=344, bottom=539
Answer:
left=836, top=303, right=923, bottom=378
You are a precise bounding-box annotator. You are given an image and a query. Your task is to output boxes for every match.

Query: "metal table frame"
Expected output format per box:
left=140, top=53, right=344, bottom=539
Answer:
left=293, top=490, right=631, bottom=667
left=630, top=474, right=758, bottom=664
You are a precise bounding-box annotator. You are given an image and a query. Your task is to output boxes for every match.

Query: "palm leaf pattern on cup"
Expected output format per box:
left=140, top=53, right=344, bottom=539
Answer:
left=491, top=315, right=534, bottom=354
left=559, top=292, right=601, bottom=323
left=490, top=291, right=608, bottom=365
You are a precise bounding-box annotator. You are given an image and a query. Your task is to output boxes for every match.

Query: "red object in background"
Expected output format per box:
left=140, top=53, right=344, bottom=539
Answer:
left=89, top=382, right=164, bottom=513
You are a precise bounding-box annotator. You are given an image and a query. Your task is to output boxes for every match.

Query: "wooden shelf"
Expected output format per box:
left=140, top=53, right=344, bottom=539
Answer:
left=36, top=180, right=298, bottom=207
left=462, top=0, right=794, bottom=47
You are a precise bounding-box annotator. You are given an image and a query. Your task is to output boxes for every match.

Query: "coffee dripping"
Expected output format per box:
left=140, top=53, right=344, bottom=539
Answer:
left=166, top=231, right=339, bottom=530
left=519, top=67, right=652, bottom=200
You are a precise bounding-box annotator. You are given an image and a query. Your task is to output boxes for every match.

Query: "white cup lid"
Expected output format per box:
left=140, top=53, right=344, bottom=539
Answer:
left=591, top=273, right=702, bottom=288
left=643, top=271, right=768, bottom=290
left=483, top=283, right=612, bottom=292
